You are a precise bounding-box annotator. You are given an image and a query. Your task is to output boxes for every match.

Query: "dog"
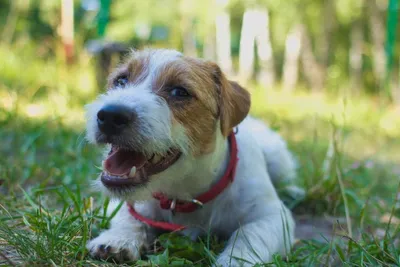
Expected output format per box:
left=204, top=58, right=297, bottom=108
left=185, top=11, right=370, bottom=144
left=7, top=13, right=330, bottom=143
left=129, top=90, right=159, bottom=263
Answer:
left=85, top=48, right=298, bottom=266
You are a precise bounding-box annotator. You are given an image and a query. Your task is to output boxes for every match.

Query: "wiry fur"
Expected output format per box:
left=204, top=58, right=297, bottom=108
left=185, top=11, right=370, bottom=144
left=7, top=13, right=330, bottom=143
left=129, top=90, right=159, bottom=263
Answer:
left=86, top=48, right=298, bottom=266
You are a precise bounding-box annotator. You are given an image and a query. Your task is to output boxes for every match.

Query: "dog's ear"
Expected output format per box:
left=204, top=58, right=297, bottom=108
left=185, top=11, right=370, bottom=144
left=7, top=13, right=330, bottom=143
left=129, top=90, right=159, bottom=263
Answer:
left=208, top=63, right=251, bottom=137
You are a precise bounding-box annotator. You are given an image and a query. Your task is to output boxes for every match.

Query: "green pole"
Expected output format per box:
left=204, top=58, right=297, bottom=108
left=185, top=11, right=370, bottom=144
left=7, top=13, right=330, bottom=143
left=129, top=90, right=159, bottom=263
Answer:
left=97, top=0, right=111, bottom=37
left=384, top=0, right=399, bottom=101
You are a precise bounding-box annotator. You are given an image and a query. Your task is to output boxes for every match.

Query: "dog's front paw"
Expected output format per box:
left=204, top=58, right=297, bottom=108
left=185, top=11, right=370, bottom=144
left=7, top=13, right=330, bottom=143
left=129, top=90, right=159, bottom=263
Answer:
left=87, top=230, right=146, bottom=262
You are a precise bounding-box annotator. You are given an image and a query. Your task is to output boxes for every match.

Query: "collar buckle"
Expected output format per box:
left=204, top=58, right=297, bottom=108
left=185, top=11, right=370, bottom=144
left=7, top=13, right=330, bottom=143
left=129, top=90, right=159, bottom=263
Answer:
left=169, top=199, right=203, bottom=215
left=191, top=199, right=203, bottom=208
left=169, top=198, right=177, bottom=210
left=169, top=199, right=177, bottom=215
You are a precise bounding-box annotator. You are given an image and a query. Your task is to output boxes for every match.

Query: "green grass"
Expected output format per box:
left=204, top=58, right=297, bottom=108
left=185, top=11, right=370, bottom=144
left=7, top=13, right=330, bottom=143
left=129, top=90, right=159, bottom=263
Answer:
left=1, top=45, right=400, bottom=266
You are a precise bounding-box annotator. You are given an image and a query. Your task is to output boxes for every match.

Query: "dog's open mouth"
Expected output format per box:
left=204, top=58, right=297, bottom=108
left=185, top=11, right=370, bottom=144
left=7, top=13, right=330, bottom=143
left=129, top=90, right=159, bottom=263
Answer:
left=101, top=146, right=181, bottom=188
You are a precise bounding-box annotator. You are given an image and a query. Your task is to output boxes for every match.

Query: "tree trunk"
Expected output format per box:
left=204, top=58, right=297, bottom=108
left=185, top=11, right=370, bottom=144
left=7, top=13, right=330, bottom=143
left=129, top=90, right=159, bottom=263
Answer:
left=367, top=0, right=386, bottom=88
left=180, top=0, right=197, bottom=57
left=61, top=0, right=74, bottom=64
left=238, top=9, right=256, bottom=83
left=397, top=57, right=400, bottom=103
left=319, top=0, right=336, bottom=68
left=255, top=8, right=275, bottom=87
left=349, top=21, right=363, bottom=92
left=203, top=27, right=216, bottom=61
left=180, top=16, right=198, bottom=57
left=215, top=0, right=233, bottom=75
left=1, top=0, right=19, bottom=44
left=238, top=8, right=275, bottom=86
left=282, top=25, right=302, bottom=92
left=301, top=25, right=325, bottom=92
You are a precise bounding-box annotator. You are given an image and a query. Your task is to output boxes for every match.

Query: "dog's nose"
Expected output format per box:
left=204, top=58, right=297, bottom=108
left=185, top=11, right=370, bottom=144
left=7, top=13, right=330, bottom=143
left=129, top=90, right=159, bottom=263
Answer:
left=97, top=105, right=132, bottom=135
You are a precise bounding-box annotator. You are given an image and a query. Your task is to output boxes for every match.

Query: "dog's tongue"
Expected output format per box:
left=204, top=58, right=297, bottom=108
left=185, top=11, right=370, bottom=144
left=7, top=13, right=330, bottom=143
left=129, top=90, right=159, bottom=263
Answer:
left=104, top=148, right=147, bottom=176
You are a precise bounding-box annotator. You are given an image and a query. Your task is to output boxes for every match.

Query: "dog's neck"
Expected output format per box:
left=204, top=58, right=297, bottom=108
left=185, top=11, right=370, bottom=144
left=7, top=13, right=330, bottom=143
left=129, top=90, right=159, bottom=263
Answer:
left=158, top=130, right=230, bottom=201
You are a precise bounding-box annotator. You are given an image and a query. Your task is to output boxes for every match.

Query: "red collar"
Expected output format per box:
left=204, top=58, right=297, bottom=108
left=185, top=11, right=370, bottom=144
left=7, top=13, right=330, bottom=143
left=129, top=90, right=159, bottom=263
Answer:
left=127, top=132, right=239, bottom=231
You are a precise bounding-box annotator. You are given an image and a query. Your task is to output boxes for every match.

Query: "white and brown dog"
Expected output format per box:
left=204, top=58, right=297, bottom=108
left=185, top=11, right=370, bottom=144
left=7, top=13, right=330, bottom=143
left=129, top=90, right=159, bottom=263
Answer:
left=85, top=48, right=298, bottom=266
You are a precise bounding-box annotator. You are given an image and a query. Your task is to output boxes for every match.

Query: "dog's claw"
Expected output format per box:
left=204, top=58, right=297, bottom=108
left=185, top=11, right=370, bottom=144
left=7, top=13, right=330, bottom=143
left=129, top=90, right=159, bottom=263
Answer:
left=98, top=244, right=111, bottom=253
left=87, top=231, right=144, bottom=263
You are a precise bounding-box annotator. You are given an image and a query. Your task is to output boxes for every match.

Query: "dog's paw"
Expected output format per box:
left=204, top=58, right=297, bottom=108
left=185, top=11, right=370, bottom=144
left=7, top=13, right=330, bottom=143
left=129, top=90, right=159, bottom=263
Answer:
left=87, top=230, right=145, bottom=262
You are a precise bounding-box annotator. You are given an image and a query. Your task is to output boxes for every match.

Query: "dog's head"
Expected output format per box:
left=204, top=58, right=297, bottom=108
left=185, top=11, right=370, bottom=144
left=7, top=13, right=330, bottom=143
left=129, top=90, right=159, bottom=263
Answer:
left=86, top=49, right=250, bottom=199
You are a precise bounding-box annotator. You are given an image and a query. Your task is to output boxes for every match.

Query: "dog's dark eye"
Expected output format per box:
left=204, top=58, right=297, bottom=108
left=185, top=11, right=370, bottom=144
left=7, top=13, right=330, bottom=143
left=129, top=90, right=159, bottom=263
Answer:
left=114, top=75, right=129, bottom=87
left=169, top=87, right=190, bottom=98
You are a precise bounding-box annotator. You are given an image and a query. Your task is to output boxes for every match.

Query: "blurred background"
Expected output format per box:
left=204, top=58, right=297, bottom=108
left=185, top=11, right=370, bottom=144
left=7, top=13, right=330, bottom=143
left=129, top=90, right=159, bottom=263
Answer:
left=2, top=0, right=399, bottom=94
left=0, top=0, right=400, bottom=264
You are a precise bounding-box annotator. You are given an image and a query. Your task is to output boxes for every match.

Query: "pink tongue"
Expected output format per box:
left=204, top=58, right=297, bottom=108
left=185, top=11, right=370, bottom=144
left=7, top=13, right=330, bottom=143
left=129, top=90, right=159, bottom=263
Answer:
left=104, top=148, right=147, bottom=176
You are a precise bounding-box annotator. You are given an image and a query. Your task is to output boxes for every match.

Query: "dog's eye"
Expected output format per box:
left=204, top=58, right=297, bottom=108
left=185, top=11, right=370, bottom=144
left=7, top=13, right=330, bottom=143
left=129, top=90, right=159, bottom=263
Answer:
left=114, top=75, right=129, bottom=87
left=169, top=87, right=190, bottom=98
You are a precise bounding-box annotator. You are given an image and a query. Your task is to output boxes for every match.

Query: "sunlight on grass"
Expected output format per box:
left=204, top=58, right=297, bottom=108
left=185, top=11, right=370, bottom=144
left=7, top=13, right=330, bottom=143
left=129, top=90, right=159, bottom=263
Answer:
left=0, top=45, right=97, bottom=129
left=252, top=89, right=400, bottom=137
left=250, top=88, right=400, bottom=163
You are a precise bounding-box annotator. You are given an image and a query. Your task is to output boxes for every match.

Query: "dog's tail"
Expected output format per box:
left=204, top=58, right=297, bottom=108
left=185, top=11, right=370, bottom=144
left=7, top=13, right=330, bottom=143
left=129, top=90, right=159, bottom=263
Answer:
left=258, top=126, right=297, bottom=184
left=241, top=117, right=304, bottom=200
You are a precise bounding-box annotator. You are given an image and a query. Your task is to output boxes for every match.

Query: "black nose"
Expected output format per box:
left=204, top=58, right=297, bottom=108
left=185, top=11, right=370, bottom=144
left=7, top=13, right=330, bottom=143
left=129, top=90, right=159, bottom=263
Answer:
left=97, top=105, right=133, bottom=136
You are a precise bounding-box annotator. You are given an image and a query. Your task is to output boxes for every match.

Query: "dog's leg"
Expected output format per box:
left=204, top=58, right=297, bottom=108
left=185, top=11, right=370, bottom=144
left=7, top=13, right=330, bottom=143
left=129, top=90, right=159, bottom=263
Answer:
left=215, top=204, right=295, bottom=267
left=87, top=202, right=154, bottom=262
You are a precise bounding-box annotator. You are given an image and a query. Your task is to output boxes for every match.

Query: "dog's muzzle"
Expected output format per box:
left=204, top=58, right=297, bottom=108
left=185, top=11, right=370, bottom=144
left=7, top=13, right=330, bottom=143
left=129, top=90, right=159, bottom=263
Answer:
left=95, top=104, right=182, bottom=190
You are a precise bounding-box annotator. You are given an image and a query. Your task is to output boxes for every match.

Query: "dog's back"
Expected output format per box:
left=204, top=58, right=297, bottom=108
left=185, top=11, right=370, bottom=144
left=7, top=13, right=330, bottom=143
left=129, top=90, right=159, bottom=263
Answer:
left=239, top=116, right=297, bottom=184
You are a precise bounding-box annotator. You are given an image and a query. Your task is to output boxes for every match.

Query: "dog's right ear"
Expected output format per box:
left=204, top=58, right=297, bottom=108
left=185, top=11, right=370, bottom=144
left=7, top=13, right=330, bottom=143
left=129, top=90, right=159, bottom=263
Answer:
left=208, top=63, right=251, bottom=137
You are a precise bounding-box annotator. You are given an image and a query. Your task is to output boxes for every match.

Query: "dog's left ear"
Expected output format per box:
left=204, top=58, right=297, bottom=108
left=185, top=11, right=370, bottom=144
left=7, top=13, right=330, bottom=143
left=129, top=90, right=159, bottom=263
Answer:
left=208, top=63, right=251, bottom=137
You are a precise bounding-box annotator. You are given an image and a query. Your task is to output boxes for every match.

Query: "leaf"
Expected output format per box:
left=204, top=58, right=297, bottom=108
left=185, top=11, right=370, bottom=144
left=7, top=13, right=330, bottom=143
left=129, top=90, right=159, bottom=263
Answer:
left=19, top=186, right=40, bottom=211
left=158, top=233, right=196, bottom=251
left=147, top=249, right=170, bottom=265
left=336, top=244, right=346, bottom=262
left=22, top=215, right=31, bottom=227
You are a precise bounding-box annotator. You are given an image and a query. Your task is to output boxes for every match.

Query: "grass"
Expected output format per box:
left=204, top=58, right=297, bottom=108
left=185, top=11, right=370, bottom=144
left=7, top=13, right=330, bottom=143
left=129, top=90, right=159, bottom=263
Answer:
left=1, top=44, right=400, bottom=266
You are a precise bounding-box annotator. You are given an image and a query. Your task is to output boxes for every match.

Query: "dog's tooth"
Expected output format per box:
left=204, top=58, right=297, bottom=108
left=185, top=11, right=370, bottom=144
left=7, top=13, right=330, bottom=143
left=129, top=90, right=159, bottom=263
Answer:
left=102, top=160, right=106, bottom=170
left=129, top=166, right=137, bottom=178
